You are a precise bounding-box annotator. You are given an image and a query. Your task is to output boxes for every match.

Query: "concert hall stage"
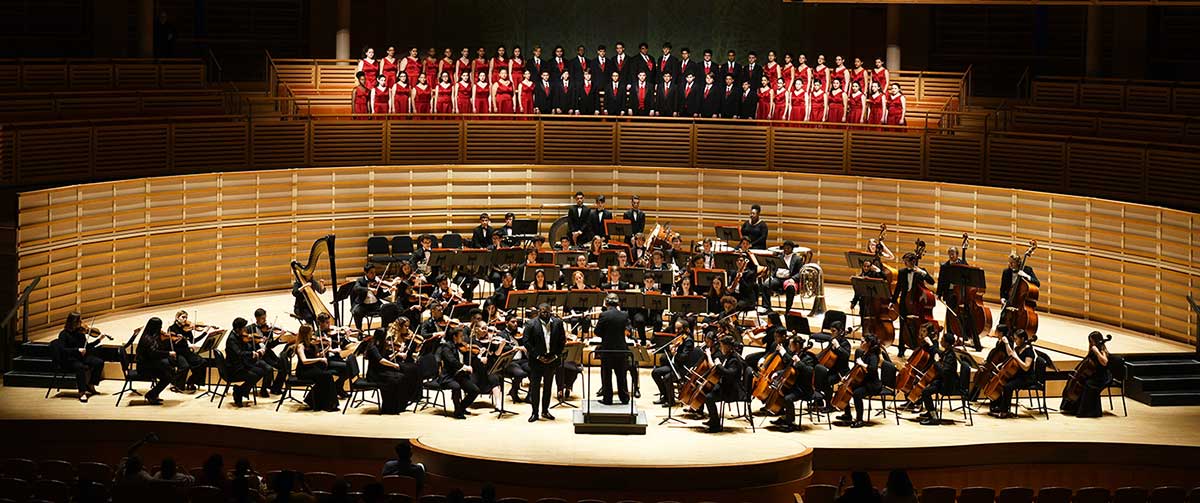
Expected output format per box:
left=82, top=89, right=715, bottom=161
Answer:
left=3, top=286, right=1199, bottom=500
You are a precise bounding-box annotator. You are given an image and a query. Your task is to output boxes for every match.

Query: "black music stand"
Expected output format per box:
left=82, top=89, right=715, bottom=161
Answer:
left=489, top=350, right=519, bottom=417
left=844, top=251, right=878, bottom=270
left=714, top=252, right=740, bottom=270
left=693, top=269, right=726, bottom=289
left=512, top=219, right=539, bottom=235
left=552, top=343, right=584, bottom=409
left=618, top=267, right=646, bottom=285
left=538, top=290, right=567, bottom=308
left=669, top=295, right=708, bottom=316
left=522, top=264, right=562, bottom=284
left=562, top=267, right=602, bottom=287
left=429, top=249, right=460, bottom=269
left=606, top=220, right=633, bottom=240
left=643, top=292, right=669, bottom=312
left=554, top=251, right=587, bottom=266
left=672, top=250, right=693, bottom=270
left=714, top=225, right=741, bottom=243
left=2, top=277, right=40, bottom=343
left=596, top=251, right=620, bottom=269
left=648, top=270, right=674, bottom=287
left=537, top=250, right=556, bottom=264
left=755, top=252, right=786, bottom=271
left=566, top=290, right=604, bottom=312
left=851, top=277, right=891, bottom=338
left=786, top=312, right=812, bottom=335
left=614, top=291, right=644, bottom=309
left=651, top=334, right=687, bottom=425
left=492, top=247, right=528, bottom=266
left=506, top=291, right=539, bottom=311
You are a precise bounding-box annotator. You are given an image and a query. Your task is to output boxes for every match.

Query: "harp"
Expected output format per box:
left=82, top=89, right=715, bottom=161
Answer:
left=291, top=234, right=340, bottom=325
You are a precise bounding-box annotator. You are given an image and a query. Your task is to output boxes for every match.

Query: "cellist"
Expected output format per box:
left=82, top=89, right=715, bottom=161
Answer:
left=890, top=252, right=934, bottom=358
left=702, top=334, right=747, bottom=433
left=770, top=335, right=818, bottom=432
left=987, top=328, right=1036, bottom=419
left=916, top=331, right=964, bottom=426
left=1059, top=331, right=1111, bottom=418
left=836, top=334, right=882, bottom=428
left=818, top=320, right=852, bottom=411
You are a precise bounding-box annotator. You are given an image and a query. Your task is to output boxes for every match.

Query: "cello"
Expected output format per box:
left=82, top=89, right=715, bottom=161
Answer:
left=944, top=233, right=993, bottom=346
left=754, top=340, right=811, bottom=414
left=899, top=238, right=938, bottom=351
left=978, top=330, right=1037, bottom=401
left=896, top=323, right=938, bottom=397
left=678, top=351, right=722, bottom=411
left=1061, top=332, right=1112, bottom=404
left=859, top=224, right=898, bottom=345
left=830, top=337, right=874, bottom=410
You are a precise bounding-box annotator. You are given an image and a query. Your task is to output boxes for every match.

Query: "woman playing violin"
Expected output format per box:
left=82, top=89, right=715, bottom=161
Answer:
left=57, top=312, right=107, bottom=402
left=167, top=310, right=208, bottom=392
left=136, top=317, right=178, bottom=405
left=362, top=304, right=418, bottom=414
left=295, top=325, right=340, bottom=412
left=435, top=327, right=481, bottom=419
left=987, top=329, right=1036, bottom=419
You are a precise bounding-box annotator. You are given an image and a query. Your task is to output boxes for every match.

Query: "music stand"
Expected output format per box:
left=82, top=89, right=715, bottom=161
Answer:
left=562, top=267, right=602, bottom=287
left=554, top=251, right=587, bottom=266
left=618, top=267, right=646, bottom=285
left=693, top=268, right=726, bottom=289
left=522, top=264, right=562, bottom=284
left=489, top=350, right=519, bottom=417
left=614, top=291, right=644, bottom=309
left=492, top=247, right=528, bottom=266
left=672, top=250, right=693, bottom=270
left=429, top=249, right=460, bottom=268
left=648, top=269, right=674, bottom=287
left=715, top=225, right=741, bottom=242
left=754, top=252, right=786, bottom=271
left=565, top=289, right=603, bottom=312
left=512, top=219, right=539, bottom=235
left=669, top=295, right=707, bottom=315
left=942, top=263, right=987, bottom=346
left=851, top=276, right=891, bottom=338
left=506, top=291, right=539, bottom=311
left=606, top=219, right=633, bottom=239
left=552, top=342, right=585, bottom=409
left=458, top=249, right=490, bottom=268
left=537, top=250, right=556, bottom=264
left=786, top=312, right=812, bottom=335
left=596, top=250, right=620, bottom=269
left=714, top=251, right=740, bottom=270
left=538, top=290, right=567, bottom=308
left=845, top=251, right=878, bottom=269
left=643, top=292, right=669, bottom=312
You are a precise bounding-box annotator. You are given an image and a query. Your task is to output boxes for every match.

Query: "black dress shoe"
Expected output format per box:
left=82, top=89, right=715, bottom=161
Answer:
left=851, top=420, right=866, bottom=428
left=528, top=415, right=538, bottom=423
left=778, top=423, right=798, bottom=432
left=145, top=397, right=163, bottom=405
left=653, top=398, right=668, bottom=405
left=259, top=389, right=271, bottom=398
left=836, top=413, right=852, bottom=422
left=233, top=395, right=244, bottom=408
left=920, top=417, right=939, bottom=426
left=452, top=411, right=467, bottom=419
left=599, top=399, right=614, bottom=406
left=541, top=411, right=555, bottom=420
left=705, top=422, right=722, bottom=433
left=633, top=388, right=641, bottom=398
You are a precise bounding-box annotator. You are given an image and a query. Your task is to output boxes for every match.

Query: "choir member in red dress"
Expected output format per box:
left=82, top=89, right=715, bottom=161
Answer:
left=438, top=48, right=455, bottom=84
left=885, top=83, right=907, bottom=127
left=455, top=48, right=472, bottom=83
left=517, top=69, right=535, bottom=115
left=866, top=81, right=886, bottom=126
left=489, top=45, right=508, bottom=84
left=401, top=47, right=421, bottom=85
left=795, top=54, right=812, bottom=93
left=781, top=53, right=796, bottom=90
left=831, top=56, right=849, bottom=94
left=814, top=54, right=829, bottom=92
left=392, top=73, right=412, bottom=115
left=771, top=78, right=788, bottom=121
left=787, top=78, right=808, bottom=124
left=433, top=72, right=453, bottom=115
left=764, top=51, right=779, bottom=88
left=351, top=71, right=370, bottom=119
left=381, top=46, right=399, bottom=89
left=846, top=81, right=867, bottom=125
left=453, top=72, right=473, bottom=115
left=412, top=72, right=432, bottom=115
left=423, top=48, right=439, bottom=86
left=826, top=78, right=846, bottom=125
left=850, top=57, right=867, bottom=94
left=472, top=71, right=491, bottom=114
left=472, top=47, right=489, bottom=84
left=357, top=47, right=379, bottom=88
left=370, top=75, right=391, bottom=117
left=509, top=46, right=525, bottom=82
left=492, top=68, right=516, bottom=115
left=806, top=81, right=825, bottom=124
left=756, top=75, right=773, bottom=120
left=871, top=58, right=889, bottom=91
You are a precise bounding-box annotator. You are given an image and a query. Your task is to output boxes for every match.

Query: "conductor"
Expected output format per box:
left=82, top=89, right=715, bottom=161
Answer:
left=595, top=293, right=632, bottom=405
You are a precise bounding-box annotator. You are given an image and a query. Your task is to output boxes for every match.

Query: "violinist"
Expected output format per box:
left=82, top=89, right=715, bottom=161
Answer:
left=890, top=252, right=934, bottom=357
left=294, top=325, right=340, bottom=412
left=396, top=279, right=424, bottom=329
left=987, top=329, right=1036, bottom=419
left=352, top=263, right=392, bottom=332
left=432, top=274, right=462, bottom=307
left=523, top=303, right=566, bottom=422
left=514, top=248, right=539, bottom=289
left=566, top=270, right=595, bottom=337
left=292, top=275, right=326, bottom=324
left=418, top=302, right=451, bottom=341
left=771, top=335, right=819, bottom=432
left=497, top=315, right=530, bottom=403
left=745, top=310, right=787, bottom=370
left=651, top=320, right=696, bottom=406
left=435, top=327, right=481, bottom=419
left=362, top=305, right=415, bottom=414
left=315, top=312, right=354, bottom=399
left=741, top=204, right=768, bottom=250
left=764, top=240, right=806, bottom=313
left=57, top=312, right=106, bottom=401
left=135, top=317, right=178, bottom=405
left=530, top=269, right=553, bottom=291
left=167, top=310, right=208, bottom=392
left=1060, top=331, right=1111, bottom=418
left=702, top=335, right=747, bottom=433
left=600, top=266, right=630, bottom=290
left=836, top=334, right=883, bottom=428
left=998, top=252, right=1041, bottom=336
left=705, top=278, right=731, bottom=313
left=916, top=330, right=963, bottom=425
left=224, top=318, right=267, bottom=408
left=252, top=308, right=288, bottom=395
left=382, top=313, right=423, bottom=406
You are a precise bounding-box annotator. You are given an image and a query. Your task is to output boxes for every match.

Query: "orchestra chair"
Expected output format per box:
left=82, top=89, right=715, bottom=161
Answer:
left=820, top=310, right=847, bottom=332
left=210, top=350, right=258, bottom=409
left=188, top=485, right=224, bottom=503
left=342, top=358, right=381, bottom=414
left=866, top=360, right=901, bottom=425
left=1107, top=359, right=1129, bottom=417
left=959, top=487, right=998, bottom=503
left=42, top=339, right=73, bottom=399
left=1037, top=488, right=1074, bottom=503
left=1073, top=487, right=1112, bottom=503
left=369, top=236, right=401, bottom=265
left=36, top=460, right=74, bottom=484
left=0, top=477, right=30, bottom=502
left=575, top=499, right=606, bottom=503
left=78, top=480, right=110, bottom=503
left=31, top=478, right=70, bottom=503
left=999, top=487, right=1037, bottom=503
left=804, top=484, right=840, bottom=503
left=76, top=462, right=113, bottom=486
left=273, top=362, right=314, bottom=412
left=1013, top=350, right=1052, bottom=420
left=417, top=354, right=451, bottom=412
left=381, top=474, right=418, bottom=496
left=716, top=364, right=757, bottom=432
left=440, top=234, right=464, bottom=249
left=1113, top=488, right=1150, bottom=503
left=1149, top=487, right=1187, bottom=503
left=114, top=328, right=157, bottom=407
left=801, top=392, right=834, bottom=430
left=935, top=355, right=976, bottom=426
left=920, top=486, right=958, bottom=503
left=419, top=495, right=449, bottom=503
left=0, top=459, right=36, bottom=481
left=305, top=472, right=338, bottom=493
left=392, top=236, right=415, bottom=262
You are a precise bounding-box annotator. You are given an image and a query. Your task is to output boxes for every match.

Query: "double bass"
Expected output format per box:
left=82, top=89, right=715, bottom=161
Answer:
left=860, top=224, right=898, bottom=345
left=900, top=238, right=938, bottom=351
left=997, top=240, right=1039, bottom=339
left=944, top=233, right=992, bottom=345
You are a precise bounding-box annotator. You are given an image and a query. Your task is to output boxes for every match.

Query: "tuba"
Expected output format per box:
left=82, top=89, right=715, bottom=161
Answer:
left=798, top=263, right=827, bottom=316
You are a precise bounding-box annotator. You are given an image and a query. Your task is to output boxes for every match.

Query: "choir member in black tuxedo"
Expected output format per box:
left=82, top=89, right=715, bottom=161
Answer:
left=613, top=42, right=631, bottom=85
left=720, top=74, right=740, bottom=118
left=593, top=45, right=613, bottom=81
left=57, top=312, right=106, bottom=401
left=917, top=331, right=963, bottom=425
left=651, top=320, right=695, bottom=406
left=745, top=311, right=787, bottom=370
left=628, top=71, right=655, bottom=116
left=523, top=303, right=567, bottom=422
left=890, top=252, right=934, bottom=357
left=136, top=317, right=177, bottom=405
left=533, top=70, right=554, bottom=114
left=997, top=252, right=1041, bottom=336
left=166, top=310, right=206, bottom=391
left=718, top=50, right=742, bottom=87
left=764, top=240, right=806, bottom=313
left=771, top=335, right=819, bottom=432
left=741, top=204, right=768, bottom=249
left=549, top=45, right=567, bottom=81
left=836, top=334, right=883, bottom=428
left=700, top=49, right=717, bottom=81
left=700, top=73, right=722, bottom=118
left=470, top=212, right=493, bottom=249
left=595, top=293, right=632, bottom=405
left=527, top=45, right=546, bottom=81
left=251, top=308, right=288, bottom=394
left=653, top=71, right=681, bottom=116
left=570, top=45, right=590, bottom=84
left=589, top=194, right=612, bottom=240
left=738, top=80, right=757, bottom=119
left=577, top=71, right=600, bottom=115
left=702, top=335, right=747, bottom=433
left=657, top=42, right=679, bottom=84
left=680, top=72, right=703, bottom=117
left=552, top=71, right=577, bottom=114
left=566, top=191, right=590, bottom=245
left=292, top=275, right=326, bottom=325
left=622, top=195, right=646, bottom=238
left=603, top=71, right=627, bottom=115
left=436, top=327, right=480, bottom=419
left=351, top=263, right=391, bottom=331
left=224, top=317, right=266, bottom=408
left=678, top=47, right=698, bottom=81
left=294, top=325, right=340, bottom=412
left=743, top=52, right=764, bottom=91
left=632, top=42, right=657, bottom=84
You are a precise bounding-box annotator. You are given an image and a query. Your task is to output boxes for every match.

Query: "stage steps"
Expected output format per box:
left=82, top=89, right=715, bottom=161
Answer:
left=573, top=400, right=648, bottom=435
left=1122, top=353, right=1200, bottom=407
left=2, top=342, right=119, bottom=390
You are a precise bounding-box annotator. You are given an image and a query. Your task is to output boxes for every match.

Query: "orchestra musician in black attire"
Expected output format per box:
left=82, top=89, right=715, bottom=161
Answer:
left=731, top=253, right=762, bottom=311
left=818, top=321, right=851, bottom=408
left=251, top=308, right=288, bottom=395
left=651, top=319, right=696, bottom=406
left=890, top=252, right=934, bottom=357
left=702, top=335, right=747, bottom=433
left=988, top=329, right=1037, bottom=419
left=836, top=334, right=883, bottom=428
left=57, top=312, right=106, bottom=402
left=470, top=213, right=493, bottom=249
left=623, top=195, right=646, bottom=238
left=223, top=317, right=267, bottom=408
left=166, top=310, right=207, bottom=392
left=136, top=317, right=177, bottom=405
left=745, top=310, right=787, bottom=370
left=435, top=327, right=480, bottom=419
left=1060, top=331, right=1112, bottom=418
left=595, top=293, right=632, bottom=405
left=315, top=312, right=354, bottom=399
left=352, top=263, right=391, bottom=332
left=998, top=252, right=1041, bottom=336
left=294, top=325, right=340, bottom=412
left=741, top=204, right=768, bottom=250
left=589, top=195, right=612, bottom=240
left=917, top=330, right=964, bottom=425
left=764, top=240, right=806, bottom=313
left=771, top=335, right=820, bottom=432
left=291, top=275, right=326, bottom=325
left=567, top=191, right=590, bottom=245
left=936, top=247, right=983, bottom=350
left=497, top=315, right=530, bottom=403
left=523, top=303, right=567, bottom=422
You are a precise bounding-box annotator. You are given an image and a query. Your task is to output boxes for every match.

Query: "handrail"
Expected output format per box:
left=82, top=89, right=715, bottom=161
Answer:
left=1034, top=75, right=1200, bottom=88
left=1009, top=104, right=1200, bottom=122
left=1016, top=66, right=1031, bottom=100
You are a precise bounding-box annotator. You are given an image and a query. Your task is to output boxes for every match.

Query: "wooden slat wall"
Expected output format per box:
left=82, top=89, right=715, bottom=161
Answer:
left=0, top=60, right=205, bottom=91
left=1033, top=78, right=1200, bottom=116
left=1007, top=106, right=1200, bottom=145
left=17, top=166, right=1199, bottom=346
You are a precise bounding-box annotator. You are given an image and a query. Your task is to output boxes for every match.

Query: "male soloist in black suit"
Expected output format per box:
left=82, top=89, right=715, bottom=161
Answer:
left=523, top=303, right=567, bottom=422
left=622, top=195, right=646, bottom=238
left=589, top=194, right=613, bottom=240
left=566, top=191, right=590, bottom=245
left=595, top=294, right=632, bottom=404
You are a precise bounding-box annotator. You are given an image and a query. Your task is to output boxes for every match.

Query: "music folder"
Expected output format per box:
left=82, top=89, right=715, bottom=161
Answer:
left=562, top=267, right=602, bottom=287
left=618, top=267, right=646, bottom=285
left=845, top=250, right=878, bottom=269
left=605, top=219, right=633, bottom=238
left=669, top=295, right=707, bottom=315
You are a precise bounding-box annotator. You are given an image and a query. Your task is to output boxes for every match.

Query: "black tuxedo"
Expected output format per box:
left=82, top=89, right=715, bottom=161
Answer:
left=720, top=85, right=740, bottom=118
left=628, top=81, right=655, bottom=116
left=570, top=56, right=590, bottom=83
left=700, top=60, right=717, bottom=81
left=593, top=57, right=614, bottom=82
left=680, top=82, right=703, bottom=116
left=655, top=82, right=681, bottom=116
left=577, top=80, right=600, bottom=115
left=656, top=54, right=679, bottom=83
left=567, top=203, right=590, bottom=244
left=594, top=308, right=632, bottom=403
left=533, top=80, right=554, bottom=114
left=522, top=316, right=567, bottom=414
left=549, top=57, right=569, bottom=82
left=738, top=87, right=758, bottom=119
left=527, top=57, right=547, bottom=80
left=603, top=81, right=626, bottom=115
left=743, top=63, right=764, bottom=89
left=552, top=80, right=578, bottom=113
left=622, top=209, right=646, bottom=237
left=718, top=61, right=742, bottom=86
left=700, top=84, right=721, bottom=117
left=589, top=208, right=612, bottom=240
left=470, top=224, right=492, bottom=249
left=613, top=53, right=632, bottom=84
left=679, top=59, right=699, bottom=81
left=632, top=54, right=657, bottom=84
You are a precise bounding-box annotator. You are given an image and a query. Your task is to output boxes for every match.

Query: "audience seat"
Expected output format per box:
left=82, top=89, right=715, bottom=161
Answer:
left=960, top=486, right=999, bottom=503
left=1115, top=487, right=1150, bottom=503
left=31, top=478, right=70, bottom=503
left=304, top=471, right=338, bottom=492
left=1038, top=487, right=1074, bottom=503
left=922, top=486, right=959, bottom=503
left=1075, top=487, right=1112, bottom=503
left=382, top=474, right=419, bottom=495
left=0, top=459, right=36, bottom=481
left=805, top=484, right=840, bottom=503
left=1150, top=488, right=1188, bottom=503
left=188, top=484, right=224, bottom=503
left=1000, top=487, right=1037, bottom=503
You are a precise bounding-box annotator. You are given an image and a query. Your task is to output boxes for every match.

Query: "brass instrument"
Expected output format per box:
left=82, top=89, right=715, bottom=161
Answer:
left=798, top=263, right=827, bottom=316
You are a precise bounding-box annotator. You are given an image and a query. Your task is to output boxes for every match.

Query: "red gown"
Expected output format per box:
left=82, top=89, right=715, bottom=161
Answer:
left=872, top=68, right=889, bottom=91
left=771, top=87, right=788, bottom=121
left=402, top=57, right=421, bottom=85
left=830, top=67, right=847, bottom=92
left=826, top=89, right=845, bottom=124
left=455, top=82, right=473, bottom=114
left=509, top=58, right=525, bottom=81
left=765, top=63, right=779, bottom=88
left=756, top=87, right=773, bottom=119
left=455, top=59, right=471, bottom=82
left=847, top=91, right=865, bottom=124
left=886, top=93, right=906, bottom=125
left=796, top=66, right=812, bottom=91
left=518, top=81, right=535, bottom=114
left=807, top=90, right=826, bottom=122
left=471, top=59, right=488, bottom=83
left=490, top=57, right=508, bottom=84
left=423, top=58, right=439, bottom=85
left=392, top=83, right=411, bottom=114
left=434, top=83, right=453, bottom=114
left=788, top=90, right=807, bottom=123
left=372, top=86, right=390, bottom=116
left=381, top=57, right=398, bottom=88
left=494, top=80, right=515, bottom=114
left=850, top=69, right=867, bottom=93
left=781, top=65, right=795, bottom=87
left=360, top=59, right=379, bottom=86
left=352, top=85, right=370, bottom=116
left=867, top=93, right=885, bottom=125
left=413, top=84, right=432, bottom=114
left=471, top=82, right=490, bottom=113
left=814, top=66, right=829, bottom=91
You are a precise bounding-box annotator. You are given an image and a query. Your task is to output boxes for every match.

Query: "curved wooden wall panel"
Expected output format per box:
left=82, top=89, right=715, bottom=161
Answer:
left=17, top=165, right=1199, bottom=345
